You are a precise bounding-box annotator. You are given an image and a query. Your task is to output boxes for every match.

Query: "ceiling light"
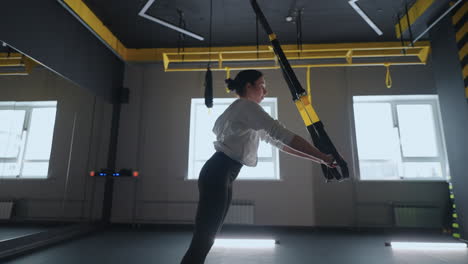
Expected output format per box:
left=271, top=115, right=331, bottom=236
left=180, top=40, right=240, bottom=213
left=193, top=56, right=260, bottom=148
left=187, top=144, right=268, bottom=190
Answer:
left=389, top=242, right=468, bottom=250
left=285, top=16, right=293, bottom=22
left=348, top=0, right=383, bottom=36
left=138, top=0, right=204, bottom=41
left=213, top=238, right=277, bottom=249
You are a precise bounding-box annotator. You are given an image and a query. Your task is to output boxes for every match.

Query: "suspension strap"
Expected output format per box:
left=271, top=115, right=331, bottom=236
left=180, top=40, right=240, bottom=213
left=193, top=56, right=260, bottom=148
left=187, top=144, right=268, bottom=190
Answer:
left=250, top=0, right=349, bottom=181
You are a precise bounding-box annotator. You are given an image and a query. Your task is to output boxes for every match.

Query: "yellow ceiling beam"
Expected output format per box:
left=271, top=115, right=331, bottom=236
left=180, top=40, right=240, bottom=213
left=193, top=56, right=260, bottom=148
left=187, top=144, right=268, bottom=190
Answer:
left=0, top=53, right=38, bottom=76
left=0, top=72, right=29, bottom=76
left=129, top=41, right=429, bottom=62
left=452, top=0, right=468, bottom=25
left=395, top=0, right=435, bottom=39
left=456, top=22, right=467, bottom=42
left=63, top=0, right=127, bottom=59
left=61, top=0, right=431, bottom=74
left=163, top=62, right=426, bottom=73
left=0, top=57, right=36, bottom=76
left=417, top=46, right=431, bottom=62
left=161, top=42, right=430, bottom=72
left=163, top=48, right=424, bottom=63
left=460, top=42, right=468, bottom=60
left=0, top=52, right=23, bottom=60
left=0, top=59, right=24, bottom=67
left=125, top=46, right=275, bottom=62
left=278, top=42, right=430, bottom=51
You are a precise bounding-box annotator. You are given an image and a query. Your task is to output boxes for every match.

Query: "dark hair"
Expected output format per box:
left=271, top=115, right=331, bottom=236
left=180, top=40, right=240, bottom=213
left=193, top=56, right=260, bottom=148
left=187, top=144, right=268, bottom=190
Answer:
left=225, top=70, right=263, bottom=96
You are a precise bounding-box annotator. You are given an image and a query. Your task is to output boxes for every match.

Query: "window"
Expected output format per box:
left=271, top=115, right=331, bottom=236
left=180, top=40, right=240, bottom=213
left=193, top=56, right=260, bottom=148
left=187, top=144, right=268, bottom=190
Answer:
left=187, top=98, right=280, bottom=180
left=0, top=101, right=57, bottom=179
left=353, top=95, right=448, bottom=181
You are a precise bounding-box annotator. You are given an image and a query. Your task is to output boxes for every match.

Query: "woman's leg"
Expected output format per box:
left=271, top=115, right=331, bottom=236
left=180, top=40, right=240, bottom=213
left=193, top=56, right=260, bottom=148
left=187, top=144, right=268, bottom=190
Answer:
left=180, top=158, right=231, bottom=264
left=219, top=166, right=241, bottom=229
left=218, top=181, right=233, bottom=233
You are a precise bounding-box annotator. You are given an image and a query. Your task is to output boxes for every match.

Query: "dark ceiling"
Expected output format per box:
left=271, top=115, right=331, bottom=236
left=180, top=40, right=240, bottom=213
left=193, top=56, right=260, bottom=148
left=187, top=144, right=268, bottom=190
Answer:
left=0, top=42, right=18, bottom=53
left=82, top=0, right=448, bottom=49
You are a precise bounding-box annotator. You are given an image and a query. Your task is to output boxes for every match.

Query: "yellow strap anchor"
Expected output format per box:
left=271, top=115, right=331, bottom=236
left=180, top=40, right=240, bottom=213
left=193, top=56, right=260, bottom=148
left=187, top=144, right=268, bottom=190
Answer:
left=225, top=67, right=231, bottom=93
left=306, top=66, right=312, bottom=104
left=385, top=63, right=392, bottom=88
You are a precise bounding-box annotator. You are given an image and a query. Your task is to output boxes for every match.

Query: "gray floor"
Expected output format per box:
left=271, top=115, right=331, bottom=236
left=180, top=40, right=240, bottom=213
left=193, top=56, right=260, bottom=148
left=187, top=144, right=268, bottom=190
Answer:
left=3, top=226, right=467, bottom=264
left=0, top=224, right=56, bottom=242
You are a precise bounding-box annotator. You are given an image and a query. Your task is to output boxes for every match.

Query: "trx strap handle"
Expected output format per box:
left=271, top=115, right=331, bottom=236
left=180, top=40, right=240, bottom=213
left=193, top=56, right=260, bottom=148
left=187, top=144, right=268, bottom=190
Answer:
left=250, top=0, right=349, bottom=181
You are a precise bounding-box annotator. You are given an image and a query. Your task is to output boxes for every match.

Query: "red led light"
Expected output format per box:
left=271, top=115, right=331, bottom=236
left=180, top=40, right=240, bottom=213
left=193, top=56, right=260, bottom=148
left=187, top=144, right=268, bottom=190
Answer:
left=133, top=171, right=139, bottom=177
left=90, top=171, right=95, bottom=177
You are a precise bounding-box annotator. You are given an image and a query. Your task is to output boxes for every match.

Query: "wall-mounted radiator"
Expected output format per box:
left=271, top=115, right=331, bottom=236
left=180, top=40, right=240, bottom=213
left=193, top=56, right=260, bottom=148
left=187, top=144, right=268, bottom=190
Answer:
left=0, top=201, right=14, bottom=220
left=393, top=204, right=442, bottom=228
left=224, top=201, right=254, bottom=225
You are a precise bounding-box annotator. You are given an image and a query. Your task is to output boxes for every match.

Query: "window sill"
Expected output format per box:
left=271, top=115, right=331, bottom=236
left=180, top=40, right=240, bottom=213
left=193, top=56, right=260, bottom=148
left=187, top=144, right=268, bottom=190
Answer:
left=185, top=178, right=283, bottom=182
left=0, top=176, right=50, bottom=180
left=359, top=178, right=447, bottom=183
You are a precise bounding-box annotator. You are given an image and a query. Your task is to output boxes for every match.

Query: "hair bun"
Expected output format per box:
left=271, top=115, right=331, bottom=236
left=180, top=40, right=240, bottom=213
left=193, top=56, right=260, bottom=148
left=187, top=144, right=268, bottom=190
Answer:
left=225, top=78, right=239, bottom=92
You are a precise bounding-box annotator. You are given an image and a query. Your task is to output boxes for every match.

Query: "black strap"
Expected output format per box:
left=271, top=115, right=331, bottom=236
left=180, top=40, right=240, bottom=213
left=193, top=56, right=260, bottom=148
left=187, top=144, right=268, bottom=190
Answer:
left=250, top=0, right=349, bottom=181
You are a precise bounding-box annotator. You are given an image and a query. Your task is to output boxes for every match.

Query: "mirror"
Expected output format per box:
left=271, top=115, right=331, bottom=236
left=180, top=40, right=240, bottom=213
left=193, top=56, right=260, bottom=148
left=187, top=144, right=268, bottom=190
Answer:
left=0, top=42, right=109, bottom=241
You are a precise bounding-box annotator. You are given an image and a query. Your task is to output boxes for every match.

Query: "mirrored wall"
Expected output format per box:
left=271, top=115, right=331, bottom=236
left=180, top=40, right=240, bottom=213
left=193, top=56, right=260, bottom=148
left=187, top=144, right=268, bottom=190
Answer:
left=0, top=42, right=112, bottom=241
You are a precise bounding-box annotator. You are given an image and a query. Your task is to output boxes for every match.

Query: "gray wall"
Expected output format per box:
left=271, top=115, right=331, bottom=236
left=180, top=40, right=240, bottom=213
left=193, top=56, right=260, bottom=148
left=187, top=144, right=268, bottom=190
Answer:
left=0, top=0, right=124, bottom=102
left=0, top=67, right=112, bottom=221
left=114, top=61, right=449, bottom=227
left=311, top=65, right=448, bottom=227
left=430, top=17, right=468, bottom=239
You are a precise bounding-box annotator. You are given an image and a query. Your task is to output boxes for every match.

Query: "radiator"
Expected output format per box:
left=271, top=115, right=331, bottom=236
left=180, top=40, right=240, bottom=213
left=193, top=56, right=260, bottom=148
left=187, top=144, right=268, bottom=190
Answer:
left=0, top=201, right=13, bottom=220
left=393, top=205, right=442, bottom=228
left=224, top=201, right=254, bottom=225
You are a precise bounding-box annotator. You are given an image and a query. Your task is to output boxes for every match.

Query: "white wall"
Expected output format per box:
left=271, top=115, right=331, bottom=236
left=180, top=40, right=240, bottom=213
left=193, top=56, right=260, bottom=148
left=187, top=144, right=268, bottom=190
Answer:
left=114, top=61, right=448, bottom=227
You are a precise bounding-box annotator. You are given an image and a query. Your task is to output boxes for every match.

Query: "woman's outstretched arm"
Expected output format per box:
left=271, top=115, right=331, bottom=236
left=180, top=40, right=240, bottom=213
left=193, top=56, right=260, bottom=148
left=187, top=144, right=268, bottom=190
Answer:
left=282, top=135, right=335, bottom=167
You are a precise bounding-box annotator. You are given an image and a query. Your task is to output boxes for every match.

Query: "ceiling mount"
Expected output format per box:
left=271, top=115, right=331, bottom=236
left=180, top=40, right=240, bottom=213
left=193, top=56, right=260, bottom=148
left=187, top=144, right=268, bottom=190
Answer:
left=285, top=8, right=303, bottom=23
left=138, top=0, right=204, bottom=41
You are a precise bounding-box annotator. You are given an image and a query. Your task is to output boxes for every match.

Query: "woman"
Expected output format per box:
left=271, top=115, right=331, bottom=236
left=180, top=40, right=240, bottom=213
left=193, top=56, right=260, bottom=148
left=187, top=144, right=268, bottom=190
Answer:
left=181, top=70, right=335, bottom=264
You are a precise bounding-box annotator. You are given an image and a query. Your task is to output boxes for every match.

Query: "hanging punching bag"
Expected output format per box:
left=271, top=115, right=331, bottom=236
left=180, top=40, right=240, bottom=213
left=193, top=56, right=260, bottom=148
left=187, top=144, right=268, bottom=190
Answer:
left=204, top=67, right=213, bottom=108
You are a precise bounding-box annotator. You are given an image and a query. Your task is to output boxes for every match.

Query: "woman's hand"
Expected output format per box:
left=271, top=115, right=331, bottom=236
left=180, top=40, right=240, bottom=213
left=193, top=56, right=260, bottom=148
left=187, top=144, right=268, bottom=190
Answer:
left=321, top=154, right=337, bottom=168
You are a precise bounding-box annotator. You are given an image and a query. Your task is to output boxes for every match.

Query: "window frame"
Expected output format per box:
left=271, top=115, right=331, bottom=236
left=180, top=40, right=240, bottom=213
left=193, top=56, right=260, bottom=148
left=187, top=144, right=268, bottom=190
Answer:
left=187, top=97, right=281, bottom=181
left=0, top=101, right=57, bottom=179
left=352, top=95, right=449, bottom=182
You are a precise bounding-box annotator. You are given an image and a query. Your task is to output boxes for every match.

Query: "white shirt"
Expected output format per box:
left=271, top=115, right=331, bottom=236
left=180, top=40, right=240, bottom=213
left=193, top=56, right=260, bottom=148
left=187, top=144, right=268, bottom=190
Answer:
left=213, top=98, right=295, bottom=166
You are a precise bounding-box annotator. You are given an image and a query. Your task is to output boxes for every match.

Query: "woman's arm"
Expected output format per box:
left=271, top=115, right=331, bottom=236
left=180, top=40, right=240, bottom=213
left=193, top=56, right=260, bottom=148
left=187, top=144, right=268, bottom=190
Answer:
left=245, top=102, right=335, bottom=166
left=283, top=135, right=335, bottom=166
left=280, top=144, right=321, bottom=162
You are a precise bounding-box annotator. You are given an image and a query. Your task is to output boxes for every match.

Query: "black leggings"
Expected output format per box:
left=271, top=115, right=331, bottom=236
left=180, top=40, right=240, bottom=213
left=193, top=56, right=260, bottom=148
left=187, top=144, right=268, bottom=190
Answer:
left=181, top=152, right=243, bottom=264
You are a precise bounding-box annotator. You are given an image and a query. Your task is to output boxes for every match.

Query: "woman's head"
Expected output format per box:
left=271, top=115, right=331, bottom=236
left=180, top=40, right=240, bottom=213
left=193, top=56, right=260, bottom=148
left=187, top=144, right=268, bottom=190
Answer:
left=225, top=70, right=267, bottom=103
